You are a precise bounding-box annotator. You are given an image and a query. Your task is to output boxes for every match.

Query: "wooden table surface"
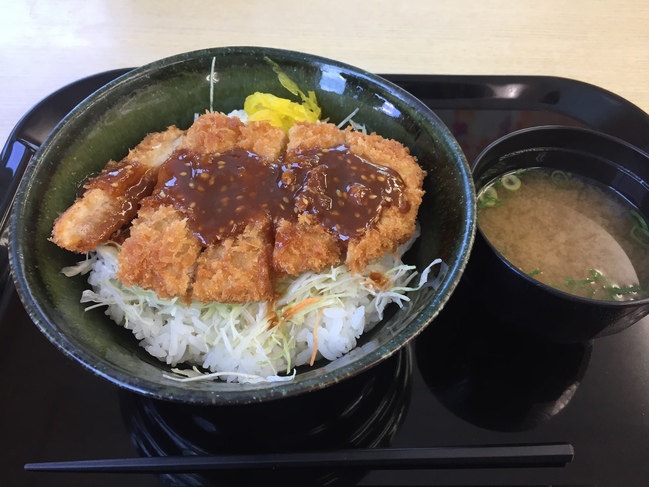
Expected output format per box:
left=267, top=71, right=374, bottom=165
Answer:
left=1, top=0, right=648, bottom=147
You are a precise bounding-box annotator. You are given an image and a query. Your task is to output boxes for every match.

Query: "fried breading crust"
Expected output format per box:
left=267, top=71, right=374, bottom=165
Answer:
left=286, top=121, right=346, bottom=154
left=116, top=204, right=202, bottom=300
left=273, top=215, right=342, bottom=276
left=192, top=218, right=275, bottom=302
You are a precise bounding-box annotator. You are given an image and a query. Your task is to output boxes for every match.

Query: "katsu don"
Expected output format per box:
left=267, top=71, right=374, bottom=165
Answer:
left=51, top=112, right=426, bottom=304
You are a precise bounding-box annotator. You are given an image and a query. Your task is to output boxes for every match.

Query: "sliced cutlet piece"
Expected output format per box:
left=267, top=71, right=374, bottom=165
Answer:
left=187, top=118, right=286, bottom=302
left=116, top=204, right=202, bottom=300
left=238, top=120, right=288, bottom=161
left=273, top=214, right=342, bottom=276
left=50, top=126, right=184, bottom=253
left=272, top=122, right=346, bottom=276
left=285, top=121, right=347, bottom=154
left=182, top=112, right=243, bottom=153
left=115, top=113, right=246, bottom=300
left=192, top=218, right=275, bottom=303
left=344, top=130, right=426, bottom=273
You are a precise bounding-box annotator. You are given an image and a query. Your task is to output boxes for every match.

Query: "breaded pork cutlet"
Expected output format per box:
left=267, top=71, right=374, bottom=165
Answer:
left=344, top=130, right=425, bottom=273
left=50, top=126, right=184, bottom=253
left=273, top=121, right=425, bottom=276
left=117, top=112, right=287, bottom=303
left=52, top=112, right=425, bottom=305
left=272, top=122, right=346, bottom=275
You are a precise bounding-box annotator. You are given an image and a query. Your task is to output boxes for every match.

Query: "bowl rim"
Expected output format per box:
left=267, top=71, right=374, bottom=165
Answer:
left=471, top=124, right=649, bottom=308
left=9, top=46, right=476, bottom=404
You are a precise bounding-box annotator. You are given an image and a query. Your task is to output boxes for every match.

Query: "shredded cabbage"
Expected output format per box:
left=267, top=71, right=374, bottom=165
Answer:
left=71, top=237, right=446, bottom=384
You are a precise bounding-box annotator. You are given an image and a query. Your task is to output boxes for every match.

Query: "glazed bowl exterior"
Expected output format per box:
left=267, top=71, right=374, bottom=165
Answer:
left=470, top=125, right=649, bottom=343
left=10, top=46, right=475, bottom=404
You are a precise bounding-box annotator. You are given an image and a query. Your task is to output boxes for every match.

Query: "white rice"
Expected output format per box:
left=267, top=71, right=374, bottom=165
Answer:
left=66, top=230, right=443, bottom=384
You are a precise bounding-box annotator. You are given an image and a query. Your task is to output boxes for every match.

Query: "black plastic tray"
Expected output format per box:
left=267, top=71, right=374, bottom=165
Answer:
left=2, top=71, right=649, bottom=487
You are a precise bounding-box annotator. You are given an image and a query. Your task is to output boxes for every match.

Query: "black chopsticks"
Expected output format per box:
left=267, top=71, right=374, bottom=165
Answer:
left=24, top=443, right=573, bottom=473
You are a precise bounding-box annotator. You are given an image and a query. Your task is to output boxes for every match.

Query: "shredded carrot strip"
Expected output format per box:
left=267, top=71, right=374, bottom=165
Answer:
left=309, top=310, right=323, bottom=366
left=282, top=297, right=322, bottom=320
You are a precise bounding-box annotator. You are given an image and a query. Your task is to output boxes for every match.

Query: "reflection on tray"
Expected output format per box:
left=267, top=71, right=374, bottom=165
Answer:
left=119, top=346, right=412, bottom=486
left=416, top=276, right=591, bottom=432
left=434, top=109, right=584, bottom=163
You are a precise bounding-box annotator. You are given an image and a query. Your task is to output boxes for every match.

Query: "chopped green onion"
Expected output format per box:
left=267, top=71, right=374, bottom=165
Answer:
left=551, top=170, right=571, bottom=188
left=478, top=186, right=502, bottom=210
left=501, top=174, right=521, bottom=191
left=628, top=210, right=649, bottom=249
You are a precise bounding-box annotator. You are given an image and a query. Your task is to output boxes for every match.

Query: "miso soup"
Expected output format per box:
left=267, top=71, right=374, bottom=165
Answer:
left=477, top=168, right=649, bottom=301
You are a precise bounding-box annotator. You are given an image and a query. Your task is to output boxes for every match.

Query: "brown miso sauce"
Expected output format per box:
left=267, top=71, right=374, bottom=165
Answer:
left=152, top=145, right=408, bottom=246
left=293, top=145, right=410, bottom=241
left=84, top=160, right=158, bottom=224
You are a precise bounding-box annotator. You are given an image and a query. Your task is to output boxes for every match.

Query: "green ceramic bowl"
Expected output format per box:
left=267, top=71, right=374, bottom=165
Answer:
left=9, top=47, right=475, bottom=404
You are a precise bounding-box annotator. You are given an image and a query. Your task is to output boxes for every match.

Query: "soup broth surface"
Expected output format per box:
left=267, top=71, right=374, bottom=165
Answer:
left=477, top=168, right=649, bottom=301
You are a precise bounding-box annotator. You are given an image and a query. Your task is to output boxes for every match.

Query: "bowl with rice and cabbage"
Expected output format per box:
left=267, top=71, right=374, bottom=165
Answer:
left=9, top=47, right=475, bottom=404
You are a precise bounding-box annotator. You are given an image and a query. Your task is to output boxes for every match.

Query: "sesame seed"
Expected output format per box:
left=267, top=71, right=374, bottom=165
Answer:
left=361, top=175, right=368, bottom=181
left=200, top=173, right=210, bottom=179
left=236, top=206, right=244, bottom=212
left=236, top=195, right=244, bottom=200
left=336, top=189, right=342, bottom=197
left=282, top=196, right=290, bottom=204
left=111, top=182, right=118, bottom=187
left=198, top=186, right=205, bottom=192
left=338, top=200, right=344, bottom=207
left=189, top=181, right=196, bottom=189
left=332, top=210, right=340, bottom=216
left=377, top=176, right=386, bottom=182
left=354, top=212, right=360, bottom=218
left=385, top=197, right=392, bottom=202
left=293, top=207, right=298, bottom=213
left=279, top=203, right=286, bottom=210
left=190, top=202, right=197, bottom=208
left=221, top=197, right=229, bottom=205
left=180, top=171, right=188, bottom=176
left=369, top=194, right=378, bottom=199
left=221, top=185, right=228, bottom=192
